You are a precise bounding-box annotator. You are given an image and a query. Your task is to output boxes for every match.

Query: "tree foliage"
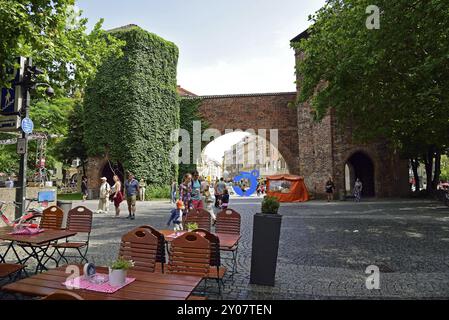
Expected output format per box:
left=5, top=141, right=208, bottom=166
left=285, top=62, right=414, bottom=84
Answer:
left=84, top=25, right=180, bottom=186
left=293, top=0, right=449, bottom=191
left=0, top=97, right=75, bottom=174
left=56, top=99, right=87, bottom=167
left=0, top=0, right=124, bottom=95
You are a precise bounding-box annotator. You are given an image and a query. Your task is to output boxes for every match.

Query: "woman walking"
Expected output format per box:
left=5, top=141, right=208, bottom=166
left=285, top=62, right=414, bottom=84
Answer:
left=325, top=176, right=335, bottom=202
left=179, top=173, right=193, bottom=216
left=354, top=178, right=363, bottom=202
left=111, top=175, right=124, bottom=218
left=191, top=170, right=204, bottom=210
left=81, top=176, right=88, bottom=202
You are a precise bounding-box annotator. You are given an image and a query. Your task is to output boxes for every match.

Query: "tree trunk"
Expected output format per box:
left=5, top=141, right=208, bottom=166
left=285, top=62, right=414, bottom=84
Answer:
left=432, top=150, right=441, bottom=190
left=411, top=158, right=420, bottom=192
left=423, top=148, right=434, bottom=193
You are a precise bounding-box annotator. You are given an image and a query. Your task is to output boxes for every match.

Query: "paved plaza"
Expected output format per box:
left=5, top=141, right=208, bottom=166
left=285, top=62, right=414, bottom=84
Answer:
left=3, top=197, right=449, bottom=299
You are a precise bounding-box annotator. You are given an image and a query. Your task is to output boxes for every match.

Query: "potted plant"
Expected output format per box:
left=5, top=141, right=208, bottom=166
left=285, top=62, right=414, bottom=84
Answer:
left=250, top=196, right=283, bottom=286
left=108, top=257, right=134, bottom=287
left=186, top=222, right=199, bottom=232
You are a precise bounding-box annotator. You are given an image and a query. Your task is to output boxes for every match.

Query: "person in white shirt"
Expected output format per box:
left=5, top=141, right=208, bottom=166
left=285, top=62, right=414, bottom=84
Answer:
left=98, top=177, right=111, bottom=213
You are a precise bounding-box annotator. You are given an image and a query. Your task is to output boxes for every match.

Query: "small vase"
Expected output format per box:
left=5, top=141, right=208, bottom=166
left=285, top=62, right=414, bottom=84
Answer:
left=108, top=268, right=127, bottom=287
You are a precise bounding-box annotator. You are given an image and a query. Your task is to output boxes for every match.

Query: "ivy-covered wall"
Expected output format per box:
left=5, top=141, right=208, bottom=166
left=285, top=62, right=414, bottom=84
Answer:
left=84, top=25, right=179, bottom=186
left=178, top=97, right=209, bottom=183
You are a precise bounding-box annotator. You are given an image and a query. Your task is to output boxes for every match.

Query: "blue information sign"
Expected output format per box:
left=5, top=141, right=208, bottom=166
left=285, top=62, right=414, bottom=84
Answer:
left=21, top=117, right=34, bottom=134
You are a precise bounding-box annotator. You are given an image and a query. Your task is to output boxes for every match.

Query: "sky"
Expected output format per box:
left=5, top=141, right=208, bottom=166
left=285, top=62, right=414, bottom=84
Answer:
left=76, top=0, right=326, bottom=161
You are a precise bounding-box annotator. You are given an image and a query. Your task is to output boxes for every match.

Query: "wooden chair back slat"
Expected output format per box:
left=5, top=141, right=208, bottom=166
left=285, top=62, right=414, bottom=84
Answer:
left=184, top=209, right=211, bottom=231
left=138, top=225, right=166, bottom=264
left=40, top=206, right=64, bottom=230
left=168, top=232, right=210, bottom=277
left=67, top=206, right=93, bottom=233
left=119, top=228, right=159, bottom=272
left=216, top=209, right=241, bottom=235
left=192, top=229, right=220, bottom=267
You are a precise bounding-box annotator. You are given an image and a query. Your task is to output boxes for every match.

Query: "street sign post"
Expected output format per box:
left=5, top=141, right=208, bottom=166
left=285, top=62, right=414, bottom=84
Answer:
left=21, top=117, right=34, bottom=134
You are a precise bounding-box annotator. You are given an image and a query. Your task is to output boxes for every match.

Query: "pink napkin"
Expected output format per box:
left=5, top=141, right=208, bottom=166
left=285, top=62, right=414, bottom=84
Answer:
left=62, top=274, right=136, bottom=294
left=9, top=227, right=45, bottom=235
left=166, top=231, right=186, bottom=239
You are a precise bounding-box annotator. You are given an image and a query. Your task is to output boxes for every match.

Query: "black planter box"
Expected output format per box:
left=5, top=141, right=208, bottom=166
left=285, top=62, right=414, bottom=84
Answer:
left=250, top=213, right=282, bottom=286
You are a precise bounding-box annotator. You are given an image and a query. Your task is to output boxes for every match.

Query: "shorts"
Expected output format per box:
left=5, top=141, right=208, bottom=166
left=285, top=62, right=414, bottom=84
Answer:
left=192, top=199, right=203, bottom=210
left=127, top=195, right=137, bottom=206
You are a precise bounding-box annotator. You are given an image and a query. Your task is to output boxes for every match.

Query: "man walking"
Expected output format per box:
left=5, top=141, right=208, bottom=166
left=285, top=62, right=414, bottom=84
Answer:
left=214, top=177, right=227, bottom=208
left=125, top=172, right=140, bottom=220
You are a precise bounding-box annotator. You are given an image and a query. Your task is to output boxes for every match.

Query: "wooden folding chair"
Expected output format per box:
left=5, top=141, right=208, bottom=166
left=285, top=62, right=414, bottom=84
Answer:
left=0, top=263, right=25, bottom=282
left=167, top=232, right=210, bottom=295
left=17, top=206, right=64, bottom=272
left=53, top=206, right=93, bottom=265
left=39, top=206, right=64, bottom=230
left=41, top=290, right=84, bottom=300
left=193, top=229, right=226, bottom=294
left=119, top=227, right=159, bottom=272
left=215, top=208, right=241, bottom=277
left=184, top=209, right=211, bottom=231
left=138, top=225, right=166, bottom=272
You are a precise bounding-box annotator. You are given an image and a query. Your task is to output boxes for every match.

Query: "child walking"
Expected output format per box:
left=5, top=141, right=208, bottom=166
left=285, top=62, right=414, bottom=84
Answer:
left=167, top=200, right=185, bottom=231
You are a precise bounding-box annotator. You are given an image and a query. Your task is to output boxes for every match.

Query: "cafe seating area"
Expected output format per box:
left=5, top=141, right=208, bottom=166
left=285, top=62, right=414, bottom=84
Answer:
left=0, top=205, right=241, bottom=300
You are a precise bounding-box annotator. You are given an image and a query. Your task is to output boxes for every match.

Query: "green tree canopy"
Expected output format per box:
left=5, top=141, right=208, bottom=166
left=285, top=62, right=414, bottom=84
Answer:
left=293, top=0, right=449, bottom=191
left=0, top=0, right=124, bottom=95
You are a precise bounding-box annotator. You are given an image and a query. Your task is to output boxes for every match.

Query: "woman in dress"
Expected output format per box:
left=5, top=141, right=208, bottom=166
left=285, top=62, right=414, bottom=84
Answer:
left=179, top=173, right=192, bottom=216
left=111, top=175, right=124, bottom=217
left=81, top=176, right=88, bottom=202
left=354, top=178, right=363, bottom=202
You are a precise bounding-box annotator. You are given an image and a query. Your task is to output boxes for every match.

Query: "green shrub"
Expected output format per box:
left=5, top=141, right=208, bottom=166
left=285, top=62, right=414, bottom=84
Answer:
left=146, top=185, right=171, bottom=199
left=261, top=196, right=280, bottom=214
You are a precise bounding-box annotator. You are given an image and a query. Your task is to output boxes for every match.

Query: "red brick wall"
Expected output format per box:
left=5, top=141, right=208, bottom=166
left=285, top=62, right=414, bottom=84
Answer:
left=197, top=93, right=299, bottom=174
left=295, top=47, right=409, bottom=198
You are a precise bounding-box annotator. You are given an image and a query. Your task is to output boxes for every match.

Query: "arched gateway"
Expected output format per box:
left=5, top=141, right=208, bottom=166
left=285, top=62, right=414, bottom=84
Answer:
left=190, top=92, right=299, bottom=175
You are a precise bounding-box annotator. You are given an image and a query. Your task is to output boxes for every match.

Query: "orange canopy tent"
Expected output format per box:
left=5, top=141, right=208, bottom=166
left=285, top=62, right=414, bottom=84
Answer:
left=266, top=175, right=310, bottom=203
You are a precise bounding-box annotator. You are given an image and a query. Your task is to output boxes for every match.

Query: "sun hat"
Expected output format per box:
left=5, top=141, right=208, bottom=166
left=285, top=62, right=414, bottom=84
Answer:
left=100, top=177, right=107, bottom=181
left=176, top=200, right=185, bottom=210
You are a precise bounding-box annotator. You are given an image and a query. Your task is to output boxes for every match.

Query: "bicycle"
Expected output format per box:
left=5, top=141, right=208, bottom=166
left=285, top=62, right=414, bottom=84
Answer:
left=0, top=198, right=43, bottom=229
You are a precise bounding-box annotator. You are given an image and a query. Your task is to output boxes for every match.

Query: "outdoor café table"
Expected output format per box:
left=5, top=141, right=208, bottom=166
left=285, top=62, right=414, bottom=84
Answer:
left=0, top=227, right=76, bottom=274
left=1, top=265, right=203, bottom=300
left=159, top=230, right=241, bottom=250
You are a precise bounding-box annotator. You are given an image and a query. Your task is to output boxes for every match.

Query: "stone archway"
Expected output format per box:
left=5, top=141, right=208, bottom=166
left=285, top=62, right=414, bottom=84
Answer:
left=195, top=92, right=299, bottom=174
left=345, top=151, right=375, bottom=197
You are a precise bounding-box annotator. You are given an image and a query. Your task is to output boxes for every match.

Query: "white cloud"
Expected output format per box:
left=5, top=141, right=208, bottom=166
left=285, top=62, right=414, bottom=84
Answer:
left=178, top=51, right=296, bottom=95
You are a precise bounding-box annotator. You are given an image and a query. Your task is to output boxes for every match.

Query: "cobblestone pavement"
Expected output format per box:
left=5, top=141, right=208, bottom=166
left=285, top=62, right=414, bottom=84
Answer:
left=2, top=197, right=449, bottom=299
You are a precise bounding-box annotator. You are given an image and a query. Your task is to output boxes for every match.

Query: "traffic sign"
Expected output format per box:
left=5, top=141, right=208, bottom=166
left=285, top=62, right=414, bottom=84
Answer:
left=17, top=138, right=27, bottom=154
left=0, top=115, right=20, bottom=132
left=0, top=57, right=25, bottom=115
left=21, top=117, right=34, bottom=134
left=0, top=88, right=16, bottom=114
